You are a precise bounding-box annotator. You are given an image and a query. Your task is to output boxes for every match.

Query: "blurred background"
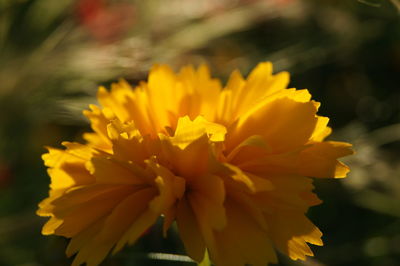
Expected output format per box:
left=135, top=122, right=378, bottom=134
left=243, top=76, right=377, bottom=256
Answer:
left=0, top=0, right=399, bottom=265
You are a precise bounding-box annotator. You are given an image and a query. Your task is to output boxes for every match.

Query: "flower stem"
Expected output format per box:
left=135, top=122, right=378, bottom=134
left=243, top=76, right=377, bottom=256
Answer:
left=198, top=250, right=211, bottom=266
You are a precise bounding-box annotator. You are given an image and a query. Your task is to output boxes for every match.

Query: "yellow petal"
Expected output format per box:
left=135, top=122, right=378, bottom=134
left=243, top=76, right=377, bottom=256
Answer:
left=82, top=133, right=112, bottom=152
left=188, top=174, right=226, bottom=230
left=113, top=169, right=184, bottom=254
left=147, top=64, right=180, bottom=132
left=169, top=116, right=226, bottom=149
left=253, top=175, right=316, bottom=213
left=97, top=83, right=133, bottom=122
left=122, top=85, right=156, bottom=136
left=215, top=70, right=245, bottom=125
left=42, top=145, right=94, bottom=190
left=53, top=186, right=136, bottom=237
left=113, top=208, right=159, bottom=254
left=37, top=189, right=64, bottom=216
left=228, top=190, right=269, bottom=232
left=106, top=120, right=150, bottom=164
left=99, top=188, right=157, bottom=246
left=226, top=135, right=271, bottom=164
left=160, top=135, right=210, bottom=178
left=82, top=104, right=112, bottom=150
left=90, top=157, right=152, bottom=185
left=264, top=211, right=323, bottom=261
left=69, top=188, right=158, bottom=266
left=221, top=163, right=273, bottom=194
left=194, top=65, right=222, bottom=121
left=41, top=217, right=63, bottom=235
left=298, top=141, right=354, bottom=178
left=218, top=62, right=291, bottom=125
left=66, top=218, right=105, bottom=257
left=310, top=116, right=331, bottom=142
left=51, top=184, right=132, bottom=211
left=157, top=116, right=226, bottom=178
left=210, top=198, right=277, bottom=266
left=226, top=98, right=318, bottom=153
left=176, top=197, right=206, bottom=262
left=245, top=62, right=289, bottom=100
left=146, top=160, right=186, bottom=212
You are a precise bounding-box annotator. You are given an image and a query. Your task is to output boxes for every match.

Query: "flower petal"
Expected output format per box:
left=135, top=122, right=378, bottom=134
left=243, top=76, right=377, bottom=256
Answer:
left=209, top=198, right=277, bottom=266
left=42, top=144, right=94, bottom=190
left=90, top=156, right=152, bottom=185
left=298, top=141, right=354, bottom=178
left=310, top=116, right=332, bottom=142
left=176, top=197, right=206, bottom=262
left=226, top=97, right=318, bottom=153
left=188, top=174, right=226, bottom=230
left=51, top=186, right=136, bottom=237
left=264, top=211, right=323, bottom=261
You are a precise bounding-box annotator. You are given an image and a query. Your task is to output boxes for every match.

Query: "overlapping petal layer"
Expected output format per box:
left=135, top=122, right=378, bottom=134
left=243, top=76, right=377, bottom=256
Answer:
left=38, top=62, right=353, bottom=266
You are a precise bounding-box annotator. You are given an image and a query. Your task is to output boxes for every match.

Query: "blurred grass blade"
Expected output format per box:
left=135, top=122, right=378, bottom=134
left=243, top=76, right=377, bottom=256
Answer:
left=357, top=0, right=381, bottom=7
left=389, top=0, right=400, bottom=12
left=147, top=252, right=195, bottom=263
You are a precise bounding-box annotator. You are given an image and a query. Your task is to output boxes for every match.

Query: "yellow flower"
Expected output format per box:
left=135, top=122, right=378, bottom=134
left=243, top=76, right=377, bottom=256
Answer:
left=38, top=62, right=353, bottom=266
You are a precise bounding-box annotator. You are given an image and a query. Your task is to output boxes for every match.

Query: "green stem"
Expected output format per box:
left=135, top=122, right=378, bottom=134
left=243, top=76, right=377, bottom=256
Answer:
left=198, top=250, right=211, bottom=266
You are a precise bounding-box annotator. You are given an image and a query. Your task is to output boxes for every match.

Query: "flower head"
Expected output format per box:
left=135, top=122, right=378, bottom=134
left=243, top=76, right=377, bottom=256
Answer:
left=38, top=62, right=353, bottom=266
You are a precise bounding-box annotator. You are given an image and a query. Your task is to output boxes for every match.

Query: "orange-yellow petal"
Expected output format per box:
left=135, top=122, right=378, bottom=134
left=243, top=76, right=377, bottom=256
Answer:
left=298, top=141, right=354, bottom=178
left=210, top=198, right=277, bottom=266
left=226, top=97, right=318, bottom=153
left=176, top=197, right=206, bottom=262
left=264, top=211, right=323, bottom=261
